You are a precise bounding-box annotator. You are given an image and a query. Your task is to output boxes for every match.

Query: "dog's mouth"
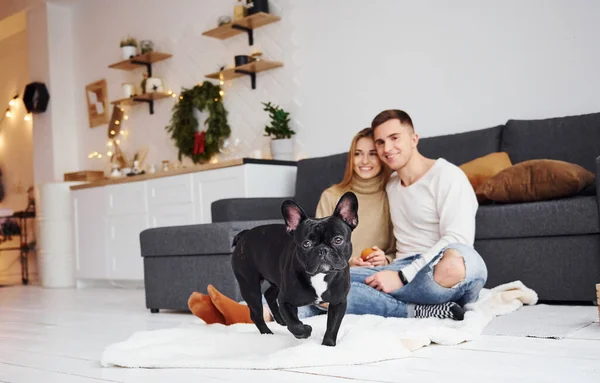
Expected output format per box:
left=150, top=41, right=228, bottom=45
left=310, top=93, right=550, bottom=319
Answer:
left=308, top=262, right=347, bottom=275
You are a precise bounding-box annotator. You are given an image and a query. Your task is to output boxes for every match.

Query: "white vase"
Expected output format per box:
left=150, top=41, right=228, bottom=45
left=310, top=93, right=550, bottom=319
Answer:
left=121, top=83, right=135, bottom=98
left=270, top=138, right=294, bottom=161
left=145, top=77, right=164, bottom=93
left=121, top=45, right=137, bottom=60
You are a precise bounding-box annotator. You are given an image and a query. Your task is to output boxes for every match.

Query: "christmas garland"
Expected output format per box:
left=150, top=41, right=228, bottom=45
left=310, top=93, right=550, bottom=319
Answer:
left=165, top=81, right=230, bottom=164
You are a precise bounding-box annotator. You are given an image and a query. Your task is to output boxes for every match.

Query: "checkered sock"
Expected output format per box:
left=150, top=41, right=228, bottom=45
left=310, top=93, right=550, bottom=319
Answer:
left=412, top=302, right=465, bottom=321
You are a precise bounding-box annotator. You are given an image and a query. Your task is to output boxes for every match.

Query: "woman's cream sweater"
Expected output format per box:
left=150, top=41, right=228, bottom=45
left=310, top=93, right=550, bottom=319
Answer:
left=315, top=175, right=395, bottom=263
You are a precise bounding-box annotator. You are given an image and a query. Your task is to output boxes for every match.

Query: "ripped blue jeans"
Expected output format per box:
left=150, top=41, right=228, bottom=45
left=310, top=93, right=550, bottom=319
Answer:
left=264, top=243, right=487, bottom=319
left=344, top=243, right=488, bottom=317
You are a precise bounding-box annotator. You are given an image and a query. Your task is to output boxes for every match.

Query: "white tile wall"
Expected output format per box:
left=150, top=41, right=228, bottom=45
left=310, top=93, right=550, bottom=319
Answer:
left=62, top=0, right=600, bottom=172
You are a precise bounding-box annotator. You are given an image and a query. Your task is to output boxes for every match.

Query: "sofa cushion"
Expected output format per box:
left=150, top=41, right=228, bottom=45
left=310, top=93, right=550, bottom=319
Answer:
left=501, top=112, right=600, bottom=172
left=140, top=219, right=283, bottom=257
left=459, top=152, right=513, bottom=191
left=476, top=159, right=595, bottom=204
left=475, top=196, right=600, bottom=240
left=418, top=125, right=504, bottom=166
left=294, top=152, right=347, bottom=217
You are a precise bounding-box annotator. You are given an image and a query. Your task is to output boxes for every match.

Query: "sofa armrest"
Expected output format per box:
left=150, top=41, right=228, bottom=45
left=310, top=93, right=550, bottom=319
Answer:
left=211, top=197, right=292, bottom=223
left=140, top=219, right=284, bottom=257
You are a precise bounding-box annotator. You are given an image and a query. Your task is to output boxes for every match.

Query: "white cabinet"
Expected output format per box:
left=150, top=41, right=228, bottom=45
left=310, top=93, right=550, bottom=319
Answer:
left=148, top=174, right=194, bottom=207
left=71, top=161, right=297, bottom=283
left=73, top=187, right=107, bottom=280
left=105, top=214, right=148, bottom=280
left=194, top=166, right=245, bottom=224
left=193, top=164, right=297, bottom=223
left=104, top=182, right=149, bottom=280
left=149, top=204, right=195, bottom=228
left=148, top=174, right=195, bottom=228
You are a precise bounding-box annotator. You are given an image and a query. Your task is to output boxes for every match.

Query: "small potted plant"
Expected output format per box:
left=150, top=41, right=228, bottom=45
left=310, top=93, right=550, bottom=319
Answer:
left=120, top=36, right=138, bottom=60
left=263, top=101, right=295, bottom=160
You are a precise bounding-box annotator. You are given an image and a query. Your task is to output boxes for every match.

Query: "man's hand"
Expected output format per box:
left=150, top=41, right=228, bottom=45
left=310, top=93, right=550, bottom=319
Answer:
left=365, top=270, right=404, bottom=293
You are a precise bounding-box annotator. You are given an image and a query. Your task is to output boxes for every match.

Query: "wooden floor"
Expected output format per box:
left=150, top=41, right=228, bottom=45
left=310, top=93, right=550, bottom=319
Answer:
left=0, top=285, right=598, bottom=383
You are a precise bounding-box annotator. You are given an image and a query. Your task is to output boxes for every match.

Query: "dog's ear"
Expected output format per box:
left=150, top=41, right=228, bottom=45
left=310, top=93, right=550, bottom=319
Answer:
left=333, top=191, right=359, bottom=230
left=281, top=200, right=308, bottom=234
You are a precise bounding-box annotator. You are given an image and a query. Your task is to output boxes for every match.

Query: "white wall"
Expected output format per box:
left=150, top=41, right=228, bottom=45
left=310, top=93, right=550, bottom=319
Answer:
left=26, top=2, right=80, bottom=184
left=46, top=2, right=78, bottom=177
left=0, top=0, right=41, bottom=22
left=67, top=0, right=600, bottom=172
left=71, top=0, right=296, bottom=172
left=0, top=25, right=36, bottom=284
left=26, top=3, right=54, bottom=185
left=0, top=29, right=32, bottom=211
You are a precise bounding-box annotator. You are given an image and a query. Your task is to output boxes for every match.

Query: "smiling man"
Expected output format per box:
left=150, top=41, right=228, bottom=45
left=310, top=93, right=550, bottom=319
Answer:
left=345, top=109, right=489, bottom=320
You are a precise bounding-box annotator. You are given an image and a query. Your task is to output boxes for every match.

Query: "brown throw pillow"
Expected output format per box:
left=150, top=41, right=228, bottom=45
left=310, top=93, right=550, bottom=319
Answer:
left=475, top=159, right=595, bottom=203
left=459, top=152, right=513, bottom=191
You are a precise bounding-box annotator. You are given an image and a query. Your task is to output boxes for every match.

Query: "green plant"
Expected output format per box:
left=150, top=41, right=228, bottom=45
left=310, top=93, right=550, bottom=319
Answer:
left=262, top=102, right=294, bottom=139
left=120, top=37, right=138, bottom=47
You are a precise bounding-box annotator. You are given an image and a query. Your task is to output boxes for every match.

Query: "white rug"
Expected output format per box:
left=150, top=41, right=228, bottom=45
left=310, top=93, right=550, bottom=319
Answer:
left=101, top=281, right=537, bottom=369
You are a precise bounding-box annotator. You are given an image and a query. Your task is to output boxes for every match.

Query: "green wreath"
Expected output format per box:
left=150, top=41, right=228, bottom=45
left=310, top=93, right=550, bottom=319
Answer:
left=165, top=81, right=231, bottom=164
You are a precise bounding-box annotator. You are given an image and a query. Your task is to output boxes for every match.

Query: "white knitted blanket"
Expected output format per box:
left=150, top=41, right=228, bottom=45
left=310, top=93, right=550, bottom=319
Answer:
left=101, top=281, right=538, bottom=369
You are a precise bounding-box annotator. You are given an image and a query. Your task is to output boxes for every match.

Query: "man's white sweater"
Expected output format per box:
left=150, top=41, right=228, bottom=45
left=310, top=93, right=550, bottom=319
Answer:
left=387, top=158, right=478, bottom=282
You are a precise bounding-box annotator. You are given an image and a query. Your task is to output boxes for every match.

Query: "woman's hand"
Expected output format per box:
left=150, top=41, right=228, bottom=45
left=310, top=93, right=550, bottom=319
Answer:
left=350, top=256, right=373, bottom=267
left=350, top=246, right=388, bottom=267
left=363, top=246, right=388, bottom=267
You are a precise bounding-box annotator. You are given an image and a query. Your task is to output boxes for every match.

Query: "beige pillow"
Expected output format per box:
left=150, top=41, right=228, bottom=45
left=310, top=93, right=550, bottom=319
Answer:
left=476, top=159, right=595, bottom=203
left=459, top=152, right=513, bottom=191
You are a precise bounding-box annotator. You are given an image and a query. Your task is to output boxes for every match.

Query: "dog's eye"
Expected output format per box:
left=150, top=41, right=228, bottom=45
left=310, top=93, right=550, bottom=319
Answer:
left=302, top=240, right=312, bottom=248
left=333, top=237, right=343, bottom=245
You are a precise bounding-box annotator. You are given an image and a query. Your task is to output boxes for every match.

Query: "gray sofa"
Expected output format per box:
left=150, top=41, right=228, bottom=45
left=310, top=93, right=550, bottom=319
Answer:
left=140, top=112, right=600, bottom=312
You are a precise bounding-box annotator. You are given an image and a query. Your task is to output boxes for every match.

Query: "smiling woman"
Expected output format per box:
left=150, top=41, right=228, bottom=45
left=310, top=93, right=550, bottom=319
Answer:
left=353, top=135, right=382, bottom=180
left=315, top=127, right=395, bottom=267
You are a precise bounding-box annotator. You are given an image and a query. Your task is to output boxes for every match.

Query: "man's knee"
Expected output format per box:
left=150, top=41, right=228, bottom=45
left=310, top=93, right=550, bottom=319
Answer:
left=433, top=248, right=466, bottom=288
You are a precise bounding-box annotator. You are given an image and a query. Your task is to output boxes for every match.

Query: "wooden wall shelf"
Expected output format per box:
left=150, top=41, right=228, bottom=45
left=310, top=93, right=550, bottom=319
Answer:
left=202, top=12, right=280, bottom=45
left=108, top=52, right=172, bottom=115
left=110, top=92, right=171, bottom=114
left=108, top=52, right=172, bottom=77
left=205, top=60, right=283, bottom=89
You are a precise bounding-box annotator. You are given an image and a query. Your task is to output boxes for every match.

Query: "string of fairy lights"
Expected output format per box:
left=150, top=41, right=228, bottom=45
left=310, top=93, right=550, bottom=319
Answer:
left=88, top=106, right=130, bottom=160
left=88, top=88, right=178, bottom=160
left=3, top=78, right=227, bottom=161
left=0, top=94, right=32, bottom=126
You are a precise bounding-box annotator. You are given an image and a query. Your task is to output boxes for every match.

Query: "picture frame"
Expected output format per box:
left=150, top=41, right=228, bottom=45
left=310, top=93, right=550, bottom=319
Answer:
left=85, top=79, right=109, bottom=127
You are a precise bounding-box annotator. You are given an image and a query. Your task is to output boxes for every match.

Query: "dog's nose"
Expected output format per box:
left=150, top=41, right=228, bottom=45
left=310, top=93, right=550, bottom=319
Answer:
left=318, top=248, right=328, bottom=257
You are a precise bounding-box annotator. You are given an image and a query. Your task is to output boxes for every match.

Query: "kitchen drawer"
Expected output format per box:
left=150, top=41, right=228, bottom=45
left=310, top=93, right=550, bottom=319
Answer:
left=105, top=182, right=148, bottom=216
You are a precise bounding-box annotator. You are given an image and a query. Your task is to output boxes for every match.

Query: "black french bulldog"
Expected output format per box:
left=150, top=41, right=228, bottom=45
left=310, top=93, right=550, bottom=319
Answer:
left=231, top=191, right=358, bottom=347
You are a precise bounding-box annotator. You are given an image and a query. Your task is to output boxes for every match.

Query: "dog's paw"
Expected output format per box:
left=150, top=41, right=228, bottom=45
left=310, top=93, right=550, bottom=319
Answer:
left=321, top=337, right=336, bottom=347
left=290, top=324, right=312, bottom=339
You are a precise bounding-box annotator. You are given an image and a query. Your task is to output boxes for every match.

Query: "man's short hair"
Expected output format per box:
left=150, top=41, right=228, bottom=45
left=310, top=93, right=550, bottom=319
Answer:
left=371, top=110, right=414, bottom=131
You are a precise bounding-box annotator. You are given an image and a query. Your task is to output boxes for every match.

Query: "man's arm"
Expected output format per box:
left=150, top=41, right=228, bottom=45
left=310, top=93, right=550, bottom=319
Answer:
left=400, top=169, right=478, bottom=282
left=383, top=204, right=396, bottom=265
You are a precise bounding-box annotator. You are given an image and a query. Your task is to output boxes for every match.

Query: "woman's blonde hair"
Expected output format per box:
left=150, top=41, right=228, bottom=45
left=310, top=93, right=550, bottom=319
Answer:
left=335, top=128, right=392, bottom=191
